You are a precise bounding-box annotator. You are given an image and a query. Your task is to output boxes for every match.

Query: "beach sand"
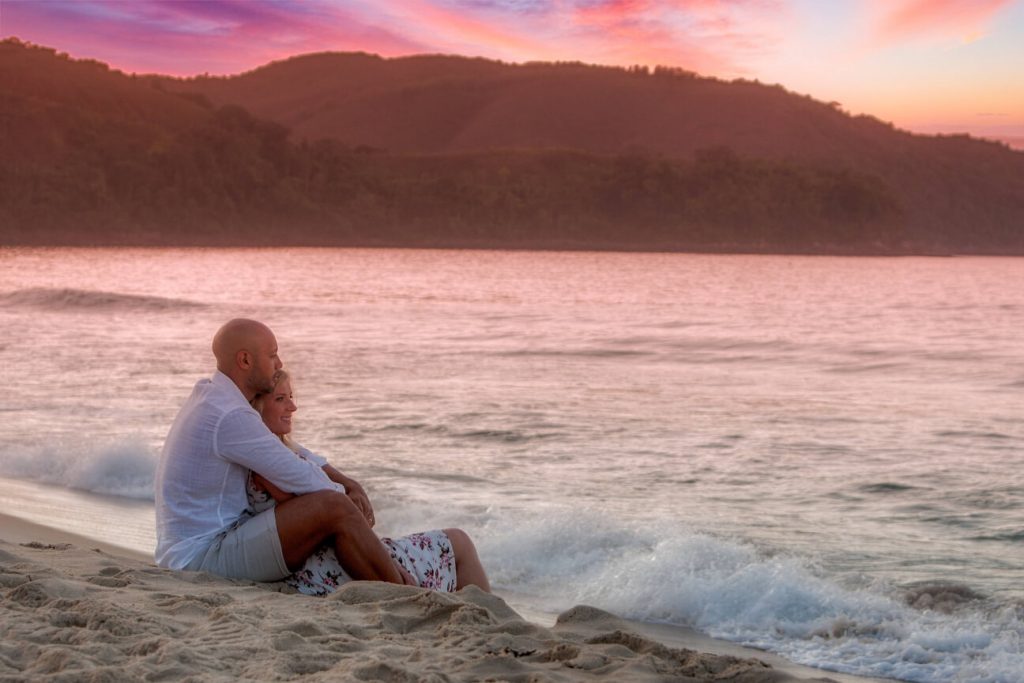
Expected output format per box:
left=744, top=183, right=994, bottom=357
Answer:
left=0, top=514, right=890, bottom=683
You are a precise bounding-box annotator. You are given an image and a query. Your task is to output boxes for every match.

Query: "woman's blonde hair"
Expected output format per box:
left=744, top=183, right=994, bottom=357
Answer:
left=251, top=369, right=300, bottom=453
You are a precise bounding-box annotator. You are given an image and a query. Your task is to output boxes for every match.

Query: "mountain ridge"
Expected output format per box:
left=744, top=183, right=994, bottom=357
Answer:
left=2, top=40, right=1022, bottom=254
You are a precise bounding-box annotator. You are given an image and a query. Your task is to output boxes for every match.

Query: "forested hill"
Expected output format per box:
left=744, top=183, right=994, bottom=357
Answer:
left=2, top=39, right=1023, bottom=253
left=158, top=50, right=988, bottom=161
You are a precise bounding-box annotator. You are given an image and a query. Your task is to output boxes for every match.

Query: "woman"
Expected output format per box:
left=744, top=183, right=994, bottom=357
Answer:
left=249, top=370, right=490, bottom=596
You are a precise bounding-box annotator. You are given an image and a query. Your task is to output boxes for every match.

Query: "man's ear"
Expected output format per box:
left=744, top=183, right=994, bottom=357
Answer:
left=236, top=349, right=253, bottom=370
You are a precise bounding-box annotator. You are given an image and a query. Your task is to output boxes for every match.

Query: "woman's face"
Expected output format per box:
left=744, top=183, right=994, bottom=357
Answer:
left=261, top=378, right=297, bottom=436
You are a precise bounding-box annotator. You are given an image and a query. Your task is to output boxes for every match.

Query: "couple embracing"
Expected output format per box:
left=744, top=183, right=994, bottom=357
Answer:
left=154, top=319, right=490, bottom=595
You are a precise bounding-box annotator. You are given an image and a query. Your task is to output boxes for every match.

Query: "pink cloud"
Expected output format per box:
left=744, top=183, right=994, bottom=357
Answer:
left=382, top=0, right=556, bottom=59
left=566, top=0, right=789, bottom=75
left=0, top=0, right=430, bottom=75
left=0, top=0, right=791, bottom=78
left=870, top=0, right=1015, bottom=44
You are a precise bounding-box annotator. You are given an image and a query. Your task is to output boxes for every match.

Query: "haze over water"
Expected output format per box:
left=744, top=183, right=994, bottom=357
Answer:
left=1, top=247, right=1021, bottom=682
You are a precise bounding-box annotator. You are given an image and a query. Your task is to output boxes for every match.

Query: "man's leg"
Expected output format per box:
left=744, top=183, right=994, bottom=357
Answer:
left=275, top=490, right=403, bottom=583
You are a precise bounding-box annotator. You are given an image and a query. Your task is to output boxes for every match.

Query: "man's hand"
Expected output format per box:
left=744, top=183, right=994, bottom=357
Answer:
left=323, top=464, right=375, bottom=527
left=346, top=482, right=375, bottom=527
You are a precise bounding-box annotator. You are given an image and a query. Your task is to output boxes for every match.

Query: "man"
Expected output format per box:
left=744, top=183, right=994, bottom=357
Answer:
left=155, top=318, right=410, bottom=585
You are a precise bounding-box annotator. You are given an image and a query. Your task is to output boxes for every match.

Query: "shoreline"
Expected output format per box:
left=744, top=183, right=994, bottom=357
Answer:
left=0, top=512, right=894, bottom=683
left=0, top=512, right=152, bottom=562
left=6, top=242, right=1024, bottom=258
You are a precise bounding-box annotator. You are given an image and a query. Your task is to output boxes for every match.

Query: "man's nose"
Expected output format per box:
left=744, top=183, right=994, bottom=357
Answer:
left=275, top=357, right=284, bottom=370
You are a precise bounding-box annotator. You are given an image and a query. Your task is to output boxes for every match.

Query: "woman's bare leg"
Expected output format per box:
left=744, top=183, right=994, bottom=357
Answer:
left=444, top=527, right=490, bottom=592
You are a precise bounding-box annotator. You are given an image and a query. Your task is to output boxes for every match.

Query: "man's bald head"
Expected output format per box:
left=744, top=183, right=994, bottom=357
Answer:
left=212, top=319, right=282, bottom=400
left=212, top=318, right=273, bottom=368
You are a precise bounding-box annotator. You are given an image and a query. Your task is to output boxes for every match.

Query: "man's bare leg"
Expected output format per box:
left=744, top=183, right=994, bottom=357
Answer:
left=444, top=527, right=491, bottom=592
left=275, top=490, right=403, bottom=583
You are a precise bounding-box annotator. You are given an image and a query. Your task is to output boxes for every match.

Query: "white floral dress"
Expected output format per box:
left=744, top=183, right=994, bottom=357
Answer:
left=246, top=461, right=457, bottom=596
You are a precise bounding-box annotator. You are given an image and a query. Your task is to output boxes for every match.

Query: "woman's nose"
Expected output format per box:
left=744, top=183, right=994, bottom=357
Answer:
left=286, top=400, right=297, bottom=412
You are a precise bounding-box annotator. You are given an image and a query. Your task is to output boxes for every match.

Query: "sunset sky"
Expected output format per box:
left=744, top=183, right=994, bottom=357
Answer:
left=2, top=0, right=1022, bottom=142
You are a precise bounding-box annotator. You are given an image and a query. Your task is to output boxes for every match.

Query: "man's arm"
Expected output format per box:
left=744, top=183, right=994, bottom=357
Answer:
left=217, top=409, right=334, bottom=494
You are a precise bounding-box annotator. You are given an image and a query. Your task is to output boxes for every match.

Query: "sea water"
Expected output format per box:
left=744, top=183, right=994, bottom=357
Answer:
left=0, top=247, right=1021, bottom=682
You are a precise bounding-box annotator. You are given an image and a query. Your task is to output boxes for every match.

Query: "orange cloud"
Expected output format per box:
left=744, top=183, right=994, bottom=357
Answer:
left=871, top=0, right=1014, bottom=44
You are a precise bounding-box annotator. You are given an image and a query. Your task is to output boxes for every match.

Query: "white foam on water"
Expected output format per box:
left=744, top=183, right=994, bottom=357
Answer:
left=0, top=438, right=156, bottom=500
left=389, top=502, right=1024, bottom=683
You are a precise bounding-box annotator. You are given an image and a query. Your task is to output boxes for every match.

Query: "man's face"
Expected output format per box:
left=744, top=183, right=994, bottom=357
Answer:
left=248, top=332, right=283, bottom=394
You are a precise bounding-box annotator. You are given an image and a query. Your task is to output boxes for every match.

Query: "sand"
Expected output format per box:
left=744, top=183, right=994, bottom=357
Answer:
left=0, top=515, right=886, bottom=683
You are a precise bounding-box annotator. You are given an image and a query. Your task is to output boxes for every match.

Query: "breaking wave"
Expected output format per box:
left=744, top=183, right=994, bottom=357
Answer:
left=380, top=502, right=1024, bottom=683
left=0, top=439, right=156, bottom=500
left=0, top=287, right=205, bottom=311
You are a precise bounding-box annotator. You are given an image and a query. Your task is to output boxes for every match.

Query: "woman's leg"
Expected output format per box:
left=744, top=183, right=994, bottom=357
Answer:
left=444, top=528, right=491, bottom=592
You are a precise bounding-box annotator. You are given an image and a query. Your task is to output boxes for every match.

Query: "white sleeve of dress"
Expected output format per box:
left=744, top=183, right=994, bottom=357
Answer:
left=216, top=409, right=334, bottom=494
left=296, top=447, right=345, bottom=493
left=296, top=445, right=329, bottom=468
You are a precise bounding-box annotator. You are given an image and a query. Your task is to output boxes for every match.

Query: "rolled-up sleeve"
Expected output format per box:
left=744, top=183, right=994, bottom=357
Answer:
left=216, top=409, right=333, bottom=494
left=297, top=446, right=329, bottom=468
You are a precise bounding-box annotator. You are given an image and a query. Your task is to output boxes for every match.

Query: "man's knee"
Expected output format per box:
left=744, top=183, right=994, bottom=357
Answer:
left=318, top=488, right=358, bottom=515
left=321, top=490, right=368, bottom=532
left=292, top=489, right=362, bottom=528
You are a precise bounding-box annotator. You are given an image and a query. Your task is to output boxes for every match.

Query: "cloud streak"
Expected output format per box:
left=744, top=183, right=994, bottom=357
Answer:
left=566, top=0, right=788, bottom=73
left=0, top=0, right=804, bottom=77
left=869, top=0, right=1015, bottom=44
left=1, top=0, right=429, bottom=74
left=374, top=0, right=790, bottom=75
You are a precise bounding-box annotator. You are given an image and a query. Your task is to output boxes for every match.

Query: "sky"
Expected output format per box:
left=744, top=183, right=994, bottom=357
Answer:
left=2, top=0, right=1023, bottom=142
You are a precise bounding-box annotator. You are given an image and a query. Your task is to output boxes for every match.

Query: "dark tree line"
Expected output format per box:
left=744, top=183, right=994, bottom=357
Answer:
left=1, top=95, right=904, bottom=251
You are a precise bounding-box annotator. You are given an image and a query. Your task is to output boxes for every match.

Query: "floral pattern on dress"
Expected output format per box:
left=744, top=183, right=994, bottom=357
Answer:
left=246, top=471, right=457, bottom=596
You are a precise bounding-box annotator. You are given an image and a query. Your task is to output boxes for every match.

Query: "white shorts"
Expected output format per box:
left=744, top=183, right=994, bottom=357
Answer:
left=188, top=508, right=290, bottom=582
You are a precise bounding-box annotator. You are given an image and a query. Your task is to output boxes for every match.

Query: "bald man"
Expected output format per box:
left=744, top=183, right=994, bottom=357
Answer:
left=155, top=319, right=408, bottom=585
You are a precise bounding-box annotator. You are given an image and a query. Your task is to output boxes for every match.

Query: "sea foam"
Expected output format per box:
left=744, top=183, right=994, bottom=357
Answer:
left=0, top=438, right=156, bottom=500
left=445, top=504, right=1024, bottom=683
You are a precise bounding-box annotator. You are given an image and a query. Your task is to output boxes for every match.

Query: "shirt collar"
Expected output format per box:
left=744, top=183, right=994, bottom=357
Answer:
left=212, top=369, right=253, bottom=408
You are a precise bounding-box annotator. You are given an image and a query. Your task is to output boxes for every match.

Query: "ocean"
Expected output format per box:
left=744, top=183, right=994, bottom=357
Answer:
left=0, top=247, right=1021, bottom=682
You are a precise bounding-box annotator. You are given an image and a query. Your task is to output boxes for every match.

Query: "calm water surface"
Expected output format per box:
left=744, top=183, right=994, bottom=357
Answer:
left=0, top=247, right=1021, bottom=682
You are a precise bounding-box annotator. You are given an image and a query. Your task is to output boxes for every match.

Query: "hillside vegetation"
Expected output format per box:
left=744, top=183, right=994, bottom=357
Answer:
left=2, top=40, right=1022, bottom=253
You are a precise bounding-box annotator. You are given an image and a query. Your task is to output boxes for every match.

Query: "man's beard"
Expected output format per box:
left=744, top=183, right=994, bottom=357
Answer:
left=248, top=371, right=275, bottom=395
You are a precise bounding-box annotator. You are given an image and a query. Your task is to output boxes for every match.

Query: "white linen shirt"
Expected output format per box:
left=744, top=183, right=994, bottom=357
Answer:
left=154, top=370, right=336, bottom=570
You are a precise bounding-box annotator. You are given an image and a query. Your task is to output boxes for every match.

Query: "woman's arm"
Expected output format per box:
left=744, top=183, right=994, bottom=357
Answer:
left=322, top=464, right=375, bottom=527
